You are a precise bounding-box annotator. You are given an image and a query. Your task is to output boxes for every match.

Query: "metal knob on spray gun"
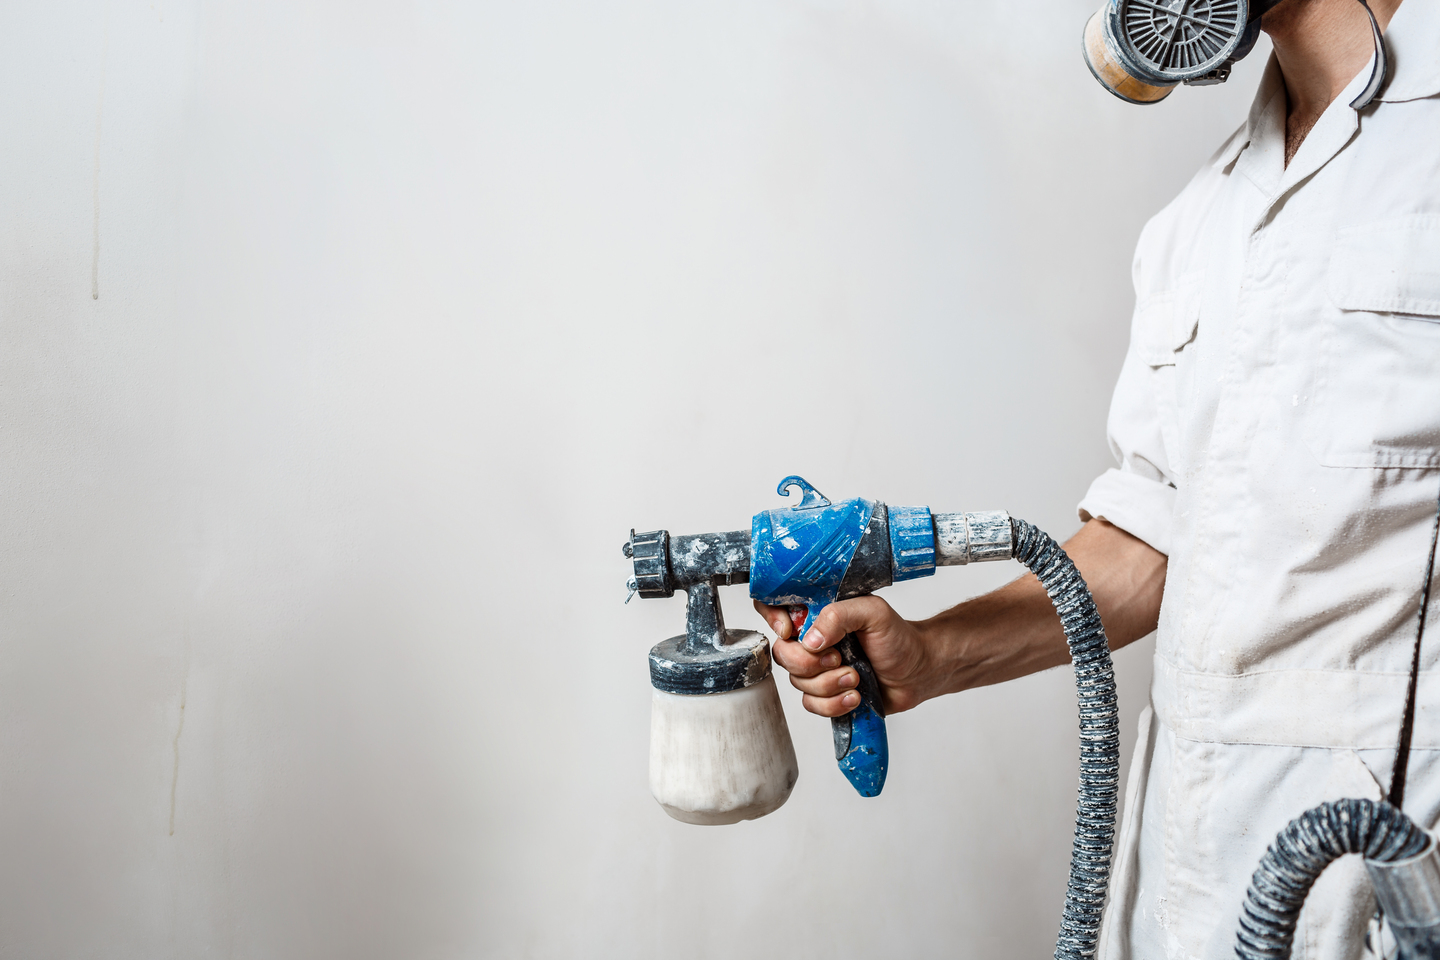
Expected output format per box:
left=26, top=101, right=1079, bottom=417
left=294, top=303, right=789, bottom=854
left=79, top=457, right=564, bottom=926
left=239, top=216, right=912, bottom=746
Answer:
left=624, top=475, right=1014, bottom=823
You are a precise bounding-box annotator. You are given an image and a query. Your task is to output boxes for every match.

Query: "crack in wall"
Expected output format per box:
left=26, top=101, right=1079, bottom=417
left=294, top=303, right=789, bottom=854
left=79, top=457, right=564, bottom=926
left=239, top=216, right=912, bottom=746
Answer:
left=91, top=8, right=109, bottom=301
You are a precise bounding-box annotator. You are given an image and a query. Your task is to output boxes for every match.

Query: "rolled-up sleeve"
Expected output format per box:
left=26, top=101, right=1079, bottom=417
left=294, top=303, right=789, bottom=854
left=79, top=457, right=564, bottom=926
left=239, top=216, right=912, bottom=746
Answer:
left=1077, top=338, right=1177, bottom=557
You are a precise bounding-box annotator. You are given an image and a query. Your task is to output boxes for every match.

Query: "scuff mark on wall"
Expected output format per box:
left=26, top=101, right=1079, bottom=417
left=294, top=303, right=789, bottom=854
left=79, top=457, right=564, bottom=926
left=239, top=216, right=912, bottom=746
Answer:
left=169, top=650, right=188, bottom=837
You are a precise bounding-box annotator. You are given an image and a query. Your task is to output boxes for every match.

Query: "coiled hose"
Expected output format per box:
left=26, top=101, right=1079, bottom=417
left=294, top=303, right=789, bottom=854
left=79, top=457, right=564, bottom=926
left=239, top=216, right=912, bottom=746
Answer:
left=1233, top=799, right=1430, bottom=960
left=1011, top=519, right=1121, bottom=960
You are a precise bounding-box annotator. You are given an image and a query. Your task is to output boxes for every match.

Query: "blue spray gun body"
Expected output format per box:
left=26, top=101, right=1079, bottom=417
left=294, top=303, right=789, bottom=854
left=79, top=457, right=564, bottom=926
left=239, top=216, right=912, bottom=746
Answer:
left=750, top=476, right=940, bottom=796
left=626, top=475, right=1012, bottom=799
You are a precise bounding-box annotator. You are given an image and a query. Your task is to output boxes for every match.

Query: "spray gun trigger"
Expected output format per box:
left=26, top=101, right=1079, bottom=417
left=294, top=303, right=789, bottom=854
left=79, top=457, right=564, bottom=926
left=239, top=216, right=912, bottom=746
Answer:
left=624, top=578, right=638, bottom=604
left=787, top=606, right=808, bottom=639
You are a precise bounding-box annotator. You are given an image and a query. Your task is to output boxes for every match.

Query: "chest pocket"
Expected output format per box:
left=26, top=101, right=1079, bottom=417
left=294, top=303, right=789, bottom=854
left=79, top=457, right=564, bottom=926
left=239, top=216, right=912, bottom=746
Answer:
left=1134, top=273, right=1202, bottom=469
left=1134, top=274, right=1202, bottom=368
left=1304, top=217, right=1440, bottom=469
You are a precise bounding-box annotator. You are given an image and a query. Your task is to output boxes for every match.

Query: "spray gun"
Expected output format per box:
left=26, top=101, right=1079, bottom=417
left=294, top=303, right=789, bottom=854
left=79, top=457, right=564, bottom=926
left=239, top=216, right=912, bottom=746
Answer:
left=623, top=475, right=1014, bottom=818
left=626, top=474, right=1126, bottom=958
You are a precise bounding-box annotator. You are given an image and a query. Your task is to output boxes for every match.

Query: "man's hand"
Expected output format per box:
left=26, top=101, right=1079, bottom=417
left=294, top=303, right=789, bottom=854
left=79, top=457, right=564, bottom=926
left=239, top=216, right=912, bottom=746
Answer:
left=754, top=597, right=940, bottom=717
left=754, top=518, right=1168, bottom=722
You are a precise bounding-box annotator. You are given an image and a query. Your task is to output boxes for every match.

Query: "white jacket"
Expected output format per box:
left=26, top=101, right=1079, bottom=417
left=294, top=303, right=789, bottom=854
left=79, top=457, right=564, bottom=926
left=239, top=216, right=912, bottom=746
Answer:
left=1079, top=5, right=1440, bottom=958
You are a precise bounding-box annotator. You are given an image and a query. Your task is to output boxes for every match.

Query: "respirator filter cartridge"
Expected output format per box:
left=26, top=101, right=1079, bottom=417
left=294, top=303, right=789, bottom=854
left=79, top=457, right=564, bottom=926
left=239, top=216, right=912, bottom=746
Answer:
left=1082, top=0, right=1258, bottom=104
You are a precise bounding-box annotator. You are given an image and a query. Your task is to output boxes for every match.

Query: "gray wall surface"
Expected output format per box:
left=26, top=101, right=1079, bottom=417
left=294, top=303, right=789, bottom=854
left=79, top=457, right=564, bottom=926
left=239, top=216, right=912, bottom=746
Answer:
left=0, top=2, right=1265, bottom=957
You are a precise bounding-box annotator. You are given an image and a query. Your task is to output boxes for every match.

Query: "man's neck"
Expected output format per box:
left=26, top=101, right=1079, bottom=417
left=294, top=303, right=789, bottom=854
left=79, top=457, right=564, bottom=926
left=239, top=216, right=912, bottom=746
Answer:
left=1262, top=0, right=1403, bottom=166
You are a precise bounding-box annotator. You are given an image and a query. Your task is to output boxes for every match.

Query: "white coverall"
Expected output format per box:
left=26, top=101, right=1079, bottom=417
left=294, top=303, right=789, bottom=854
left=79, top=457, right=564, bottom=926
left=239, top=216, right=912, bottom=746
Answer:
left=1080, top=5, right=1440, bottom=958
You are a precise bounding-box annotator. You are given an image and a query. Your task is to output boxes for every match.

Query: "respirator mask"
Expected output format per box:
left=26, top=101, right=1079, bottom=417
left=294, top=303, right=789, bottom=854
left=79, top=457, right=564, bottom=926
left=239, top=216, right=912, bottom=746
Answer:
left=1082, top=0, right=1388, bottom=108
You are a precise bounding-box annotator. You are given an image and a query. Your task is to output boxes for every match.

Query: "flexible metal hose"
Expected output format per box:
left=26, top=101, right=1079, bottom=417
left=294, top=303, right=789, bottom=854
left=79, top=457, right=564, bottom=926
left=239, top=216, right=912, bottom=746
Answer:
left=1011, top=519, right=1121, bottom=960
left=1235, top=799, right=1430, bottom=960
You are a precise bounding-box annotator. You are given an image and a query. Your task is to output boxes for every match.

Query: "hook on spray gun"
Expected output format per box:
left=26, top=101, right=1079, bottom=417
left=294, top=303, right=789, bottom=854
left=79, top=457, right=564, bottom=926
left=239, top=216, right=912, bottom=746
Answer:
left=777, top=475, right=832, bottom=510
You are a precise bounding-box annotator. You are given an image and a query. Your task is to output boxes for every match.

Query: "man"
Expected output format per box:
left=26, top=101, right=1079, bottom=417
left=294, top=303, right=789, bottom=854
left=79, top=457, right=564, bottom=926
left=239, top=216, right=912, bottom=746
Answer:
left=757, top=1, right=1440, bottom=956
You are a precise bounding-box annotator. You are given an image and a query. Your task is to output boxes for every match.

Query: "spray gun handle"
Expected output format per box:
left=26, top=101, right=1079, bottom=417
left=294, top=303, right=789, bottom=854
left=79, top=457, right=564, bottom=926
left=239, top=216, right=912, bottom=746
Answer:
left=797, top=602, right=888, bottom=797
left=834, top=634, right=888, bottom=795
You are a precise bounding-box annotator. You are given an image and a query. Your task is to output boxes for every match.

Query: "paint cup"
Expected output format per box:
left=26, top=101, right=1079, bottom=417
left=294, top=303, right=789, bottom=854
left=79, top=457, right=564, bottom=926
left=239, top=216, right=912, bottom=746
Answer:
left=647, top=630, right=798, bottom=825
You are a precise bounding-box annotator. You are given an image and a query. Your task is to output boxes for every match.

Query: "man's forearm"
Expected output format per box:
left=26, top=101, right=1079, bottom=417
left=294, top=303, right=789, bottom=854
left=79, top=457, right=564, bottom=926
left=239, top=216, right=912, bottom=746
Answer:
left=917, top=518, right=1167, bottom=696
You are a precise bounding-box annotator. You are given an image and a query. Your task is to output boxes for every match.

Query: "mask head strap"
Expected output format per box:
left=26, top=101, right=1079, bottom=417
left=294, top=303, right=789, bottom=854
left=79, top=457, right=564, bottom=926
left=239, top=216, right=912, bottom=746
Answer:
left=1349, top=0, right=1388, bottom=110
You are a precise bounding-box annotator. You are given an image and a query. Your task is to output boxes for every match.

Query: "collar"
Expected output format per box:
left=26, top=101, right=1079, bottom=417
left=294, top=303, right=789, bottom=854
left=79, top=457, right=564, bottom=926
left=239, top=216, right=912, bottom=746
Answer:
left=1211, top=0, right=1439, bottom=174
left=1376, top=0, right=1440, bottom=103
left=1212, top=57, right=1285, bottom=172
left=1220, top=54, right=1372, bottom=198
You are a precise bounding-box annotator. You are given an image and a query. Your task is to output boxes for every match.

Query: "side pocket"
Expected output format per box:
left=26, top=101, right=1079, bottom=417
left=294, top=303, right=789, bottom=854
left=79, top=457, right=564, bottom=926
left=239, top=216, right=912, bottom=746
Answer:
left=1096, top=704, right=1156, bottom=960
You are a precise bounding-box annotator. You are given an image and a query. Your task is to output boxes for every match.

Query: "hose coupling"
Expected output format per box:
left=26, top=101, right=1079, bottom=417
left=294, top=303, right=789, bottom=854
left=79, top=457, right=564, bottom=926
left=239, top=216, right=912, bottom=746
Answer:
left=933, top=511, right=1013, bottom=565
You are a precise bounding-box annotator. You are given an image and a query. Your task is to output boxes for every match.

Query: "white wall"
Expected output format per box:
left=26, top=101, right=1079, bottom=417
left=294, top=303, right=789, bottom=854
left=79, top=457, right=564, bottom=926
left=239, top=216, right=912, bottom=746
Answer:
left=0, top=3, right=1264, bottom=957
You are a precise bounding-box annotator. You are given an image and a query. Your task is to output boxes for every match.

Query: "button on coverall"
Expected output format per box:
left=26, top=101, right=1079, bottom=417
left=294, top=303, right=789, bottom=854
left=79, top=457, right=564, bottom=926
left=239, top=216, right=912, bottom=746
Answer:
left=1079, top=5, right=1440, bottom=958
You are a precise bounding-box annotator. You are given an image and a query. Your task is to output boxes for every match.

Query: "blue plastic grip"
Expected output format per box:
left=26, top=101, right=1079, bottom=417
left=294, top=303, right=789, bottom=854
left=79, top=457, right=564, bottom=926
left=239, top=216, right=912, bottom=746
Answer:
left=838, top=689, right=888, bottom=795
left=831, top=630, right=889, bottom=796
left=793, top=602, right=889, bottom=796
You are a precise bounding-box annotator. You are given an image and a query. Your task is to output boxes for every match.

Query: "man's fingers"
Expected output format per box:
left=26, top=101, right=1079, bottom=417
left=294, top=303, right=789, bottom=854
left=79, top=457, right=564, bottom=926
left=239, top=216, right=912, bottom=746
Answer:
left=800, top=596, right=893, bottom=653
left=787, top=665, right=858, bottom=698
left=771, top=637, right=841, bottom=678
left=801, top=690, right=862, bottom=719
left=753, top=600, right=793, bottom=640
